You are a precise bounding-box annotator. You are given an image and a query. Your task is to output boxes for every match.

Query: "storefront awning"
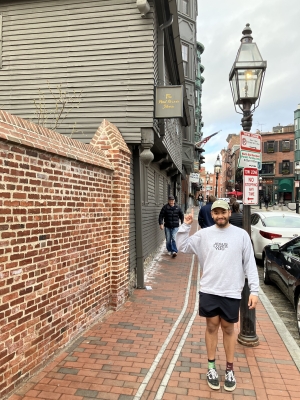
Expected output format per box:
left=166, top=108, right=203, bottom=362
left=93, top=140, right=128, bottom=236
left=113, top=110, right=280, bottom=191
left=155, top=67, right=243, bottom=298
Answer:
left=278, top=178, right=293, bottom=192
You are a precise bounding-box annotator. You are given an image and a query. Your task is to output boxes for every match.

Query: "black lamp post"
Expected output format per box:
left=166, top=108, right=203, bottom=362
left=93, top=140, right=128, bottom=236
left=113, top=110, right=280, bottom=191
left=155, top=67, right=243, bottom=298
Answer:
left=206, top=171, right=210, bottom=201
left=229, top=23, right=267, bottom=347
left=214, top=155, right=221, bottom=197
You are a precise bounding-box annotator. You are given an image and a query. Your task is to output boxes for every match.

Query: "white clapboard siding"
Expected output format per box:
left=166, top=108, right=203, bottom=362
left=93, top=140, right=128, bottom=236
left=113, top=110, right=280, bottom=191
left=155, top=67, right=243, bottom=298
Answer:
left=0, top=0, right=156, bottom=143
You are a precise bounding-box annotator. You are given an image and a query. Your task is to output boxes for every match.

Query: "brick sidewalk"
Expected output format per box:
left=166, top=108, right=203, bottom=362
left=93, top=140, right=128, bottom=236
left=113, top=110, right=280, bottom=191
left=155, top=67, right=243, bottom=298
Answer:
left=7, top=219, right=300, bottom=400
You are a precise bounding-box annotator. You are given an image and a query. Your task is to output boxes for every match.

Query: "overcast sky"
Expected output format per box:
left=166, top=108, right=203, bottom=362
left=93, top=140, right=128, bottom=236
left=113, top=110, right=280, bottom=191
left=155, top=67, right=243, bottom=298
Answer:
left=197, top=0, right=300, bottom=172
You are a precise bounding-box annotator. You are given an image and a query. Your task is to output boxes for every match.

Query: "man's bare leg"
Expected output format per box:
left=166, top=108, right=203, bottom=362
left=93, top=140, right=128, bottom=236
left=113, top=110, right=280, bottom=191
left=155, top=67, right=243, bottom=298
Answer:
left=220, top=319, right=235, bottom=362
left=220, top=318, right=237, bottom=391
left=205, top=316, right=220, bottom=359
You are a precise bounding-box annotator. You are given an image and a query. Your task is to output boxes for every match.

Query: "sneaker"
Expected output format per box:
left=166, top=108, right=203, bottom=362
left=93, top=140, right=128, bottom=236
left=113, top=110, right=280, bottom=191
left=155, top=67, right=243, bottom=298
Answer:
left=172, top=252, right=177, bottom=258
left=224, top=370, right=236, bottom=391
left=206, top=368, right=220, bottom=390
left=168, top=252, right=172, bottom=256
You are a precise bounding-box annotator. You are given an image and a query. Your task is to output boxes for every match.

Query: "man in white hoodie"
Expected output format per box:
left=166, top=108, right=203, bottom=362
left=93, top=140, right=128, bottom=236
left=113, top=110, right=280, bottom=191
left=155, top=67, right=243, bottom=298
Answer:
left=176, top=199, right=259, bottom=392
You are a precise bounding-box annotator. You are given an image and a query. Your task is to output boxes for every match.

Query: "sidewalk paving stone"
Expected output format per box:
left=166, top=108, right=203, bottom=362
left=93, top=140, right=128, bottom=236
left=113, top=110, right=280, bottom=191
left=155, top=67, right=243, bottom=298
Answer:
left=5, top=216, right=300, bottom=400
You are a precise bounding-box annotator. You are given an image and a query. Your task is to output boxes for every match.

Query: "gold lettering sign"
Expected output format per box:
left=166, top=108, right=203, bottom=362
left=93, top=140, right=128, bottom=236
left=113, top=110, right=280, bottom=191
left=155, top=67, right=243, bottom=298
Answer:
left=155, top=86, right=183, bottom=118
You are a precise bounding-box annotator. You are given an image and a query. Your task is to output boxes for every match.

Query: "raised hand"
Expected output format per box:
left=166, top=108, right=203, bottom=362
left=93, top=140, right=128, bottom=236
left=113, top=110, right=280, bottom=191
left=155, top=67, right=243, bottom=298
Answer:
left=184, top=213, right=193, bottom=225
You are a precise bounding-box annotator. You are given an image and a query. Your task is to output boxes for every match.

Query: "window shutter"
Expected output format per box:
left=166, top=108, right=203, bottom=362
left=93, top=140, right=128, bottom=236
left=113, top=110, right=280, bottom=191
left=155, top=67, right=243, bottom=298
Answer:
left=274, top=141, right=278, bottom=152
left=279, top=141, right=282, bottom=151
left=263, top=142, right=267, bottom=153
left=290, top=140, right=294, bottom=151
left=290, top=162, right=293, bottom=174
left=279, top=163, right=282, bottom=174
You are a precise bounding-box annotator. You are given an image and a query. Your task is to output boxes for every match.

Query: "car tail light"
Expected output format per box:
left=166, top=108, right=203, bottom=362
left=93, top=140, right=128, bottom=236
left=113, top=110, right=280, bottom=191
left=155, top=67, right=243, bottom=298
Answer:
left=259, top=230, right=282, bottom=240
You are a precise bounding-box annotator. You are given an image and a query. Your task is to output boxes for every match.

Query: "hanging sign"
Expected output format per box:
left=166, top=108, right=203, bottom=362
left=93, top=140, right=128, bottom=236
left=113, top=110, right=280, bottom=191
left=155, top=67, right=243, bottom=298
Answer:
left=190, top=173, right=199, bottom=183
left=155, top=86, right=183, bottom=118
left=243, top=168, right=258, bottom=205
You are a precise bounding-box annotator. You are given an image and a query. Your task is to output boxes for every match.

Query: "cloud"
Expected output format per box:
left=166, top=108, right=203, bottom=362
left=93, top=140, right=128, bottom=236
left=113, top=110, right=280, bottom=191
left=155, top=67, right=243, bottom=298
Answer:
left=197, top=0, right=300, bottom=173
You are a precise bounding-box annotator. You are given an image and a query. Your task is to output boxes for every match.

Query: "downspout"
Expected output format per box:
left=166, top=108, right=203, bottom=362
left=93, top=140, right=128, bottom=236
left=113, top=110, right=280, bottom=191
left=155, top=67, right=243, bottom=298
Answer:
left=133, top=146, right=145, bottom=289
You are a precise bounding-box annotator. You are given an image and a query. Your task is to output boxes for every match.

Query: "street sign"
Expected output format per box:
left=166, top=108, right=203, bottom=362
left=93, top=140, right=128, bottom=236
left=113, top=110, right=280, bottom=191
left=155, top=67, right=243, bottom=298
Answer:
left=243, top=168, right=258, bottom=205
left=240, top=131, right=261, bottom=153
left=238, top=149, right=262, bottom=169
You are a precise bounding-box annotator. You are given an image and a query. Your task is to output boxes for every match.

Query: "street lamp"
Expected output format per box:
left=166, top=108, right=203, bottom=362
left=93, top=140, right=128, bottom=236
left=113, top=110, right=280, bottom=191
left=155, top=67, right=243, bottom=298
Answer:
left=214, top=155, right=221, bottom=197
left=229, top=23, right=267, bottom=348
left=295, top=164, right=300, bottom=213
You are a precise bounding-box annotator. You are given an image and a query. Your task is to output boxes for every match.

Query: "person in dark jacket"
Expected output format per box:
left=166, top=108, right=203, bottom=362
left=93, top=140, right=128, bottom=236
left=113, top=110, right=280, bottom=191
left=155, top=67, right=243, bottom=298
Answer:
left=264, top=194, right=270, bottom=210
left=229, top=202, right=243, bottom=228
left=198, top=195, right=216, bottom=228
left=159, top=195, right=184, bottom=257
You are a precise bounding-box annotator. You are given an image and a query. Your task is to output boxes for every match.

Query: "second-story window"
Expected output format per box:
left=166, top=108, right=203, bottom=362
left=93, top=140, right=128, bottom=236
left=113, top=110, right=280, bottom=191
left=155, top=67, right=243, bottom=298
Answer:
left=295, top=139, right=298, bottom=150
left=182, top=0, right=189, bottom=15
left=282, top=140, right=290, bottom=152
left=182, top=44, right=188, bottom=77
left=282, top=160, right=290, bottom=175
left=261, top=163, right=274, bottom=175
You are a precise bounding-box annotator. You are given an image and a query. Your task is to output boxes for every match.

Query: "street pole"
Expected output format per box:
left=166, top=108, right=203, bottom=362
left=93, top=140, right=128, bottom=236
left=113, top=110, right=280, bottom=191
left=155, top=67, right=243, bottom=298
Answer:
left=237, top=103, right=259, bottom=347
left=229, top=23, right=266, bottom=348
left=215, top=172, right=218, bottom=197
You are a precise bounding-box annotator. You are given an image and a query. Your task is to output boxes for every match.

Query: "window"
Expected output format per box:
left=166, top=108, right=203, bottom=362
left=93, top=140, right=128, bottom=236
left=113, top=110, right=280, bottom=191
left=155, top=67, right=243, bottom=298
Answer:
left=261, top=163, right=274, bottom=175
left=295, top=139, right=298, bottom=150
left=282, top=140, right=290, bottom=152
left=182, top=44, right=188, bottom=77
left=182, top=0, right=189, bottom=15
left=267, top=141, right=274, bottom=153
left=282, top=160, right=290, bottom=175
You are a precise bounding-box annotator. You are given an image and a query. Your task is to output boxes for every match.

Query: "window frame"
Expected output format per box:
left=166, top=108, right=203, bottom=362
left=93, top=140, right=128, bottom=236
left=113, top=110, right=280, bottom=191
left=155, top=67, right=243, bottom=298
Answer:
left=282, top=160, right=290, bottom=175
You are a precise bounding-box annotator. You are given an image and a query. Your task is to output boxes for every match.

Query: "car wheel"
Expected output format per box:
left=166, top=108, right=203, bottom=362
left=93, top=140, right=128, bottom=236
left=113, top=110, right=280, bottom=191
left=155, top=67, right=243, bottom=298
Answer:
left=296, top=293, right=300, bottom=336
left=263, top=254, right=271, bottom=285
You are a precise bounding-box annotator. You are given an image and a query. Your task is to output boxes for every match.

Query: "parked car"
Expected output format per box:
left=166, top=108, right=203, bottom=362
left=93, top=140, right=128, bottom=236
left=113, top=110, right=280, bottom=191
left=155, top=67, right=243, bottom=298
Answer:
left=263, top=237, right=300, bottom=335
left=250, top=211, right=300, bottom=259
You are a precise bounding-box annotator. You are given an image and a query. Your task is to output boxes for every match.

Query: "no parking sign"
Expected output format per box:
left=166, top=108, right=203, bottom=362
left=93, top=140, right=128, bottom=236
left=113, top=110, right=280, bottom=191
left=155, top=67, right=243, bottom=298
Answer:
left=243, top=168, right=258, bottom=205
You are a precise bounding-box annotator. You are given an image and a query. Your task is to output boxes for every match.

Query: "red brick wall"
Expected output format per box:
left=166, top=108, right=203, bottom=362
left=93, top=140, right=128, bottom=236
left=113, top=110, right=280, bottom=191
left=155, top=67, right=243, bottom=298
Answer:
left=0, top=112, right=131, bottom=397
left=261, top=131, right=294, bottom=175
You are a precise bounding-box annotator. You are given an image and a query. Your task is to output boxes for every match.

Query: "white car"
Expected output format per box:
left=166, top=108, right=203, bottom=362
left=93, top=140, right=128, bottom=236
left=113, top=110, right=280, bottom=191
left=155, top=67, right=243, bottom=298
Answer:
left=250, top=211, right=300, bottom=259
left=218, top=197, right=230, bottom=203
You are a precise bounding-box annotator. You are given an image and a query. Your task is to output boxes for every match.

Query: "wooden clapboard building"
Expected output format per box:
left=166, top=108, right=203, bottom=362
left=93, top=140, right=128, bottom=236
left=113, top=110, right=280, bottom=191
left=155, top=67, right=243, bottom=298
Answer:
left=0, top=0, right=192, bottom=289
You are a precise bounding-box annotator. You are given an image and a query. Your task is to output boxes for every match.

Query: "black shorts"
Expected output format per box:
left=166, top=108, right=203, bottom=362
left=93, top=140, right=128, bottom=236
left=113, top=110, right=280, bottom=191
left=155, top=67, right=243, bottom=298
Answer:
left=199, top=292, right=241, bottom=323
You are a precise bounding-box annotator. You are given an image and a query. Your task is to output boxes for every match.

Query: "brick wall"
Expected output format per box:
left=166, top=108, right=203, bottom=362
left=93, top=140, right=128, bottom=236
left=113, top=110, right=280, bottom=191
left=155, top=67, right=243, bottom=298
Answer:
left=0, top=112, right=131, bottom=397
left=261, top=131, right=295, bottom=175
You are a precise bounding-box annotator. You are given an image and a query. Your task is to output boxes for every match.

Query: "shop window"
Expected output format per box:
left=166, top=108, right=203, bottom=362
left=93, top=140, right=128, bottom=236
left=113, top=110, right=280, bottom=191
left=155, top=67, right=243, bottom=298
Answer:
left=261, top=163, right=274, bottom=175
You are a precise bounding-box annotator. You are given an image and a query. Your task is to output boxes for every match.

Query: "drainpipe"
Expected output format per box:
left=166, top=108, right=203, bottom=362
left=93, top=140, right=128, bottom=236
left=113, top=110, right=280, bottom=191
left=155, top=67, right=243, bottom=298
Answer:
left=133, top=146, right=145, bottom=289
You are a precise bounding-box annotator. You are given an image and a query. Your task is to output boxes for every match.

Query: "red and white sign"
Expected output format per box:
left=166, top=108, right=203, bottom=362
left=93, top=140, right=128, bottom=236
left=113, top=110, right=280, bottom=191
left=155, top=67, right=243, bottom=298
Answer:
left=240, top=131, right=261, bottom=153
left=243, top=168, right=258, bottom=205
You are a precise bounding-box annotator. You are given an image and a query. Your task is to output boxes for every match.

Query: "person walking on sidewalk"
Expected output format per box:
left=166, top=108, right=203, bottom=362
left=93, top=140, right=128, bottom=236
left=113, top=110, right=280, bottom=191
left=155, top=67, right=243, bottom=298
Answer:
left=159, top=195, right=184, bottom=258
left=198, top=195, right=216, bottom=228
left=264, top=194, right=270, bottom=210
left=176, top=199, right=259, bottom=392
left=197, top=193, right=204, bottom=209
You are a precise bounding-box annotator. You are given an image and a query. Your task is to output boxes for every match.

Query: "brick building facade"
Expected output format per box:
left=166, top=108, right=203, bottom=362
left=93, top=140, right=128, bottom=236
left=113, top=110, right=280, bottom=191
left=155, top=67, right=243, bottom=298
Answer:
left=0, top=111, right=131, bottom=397
left=261, top=126, right=295, bottom=203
